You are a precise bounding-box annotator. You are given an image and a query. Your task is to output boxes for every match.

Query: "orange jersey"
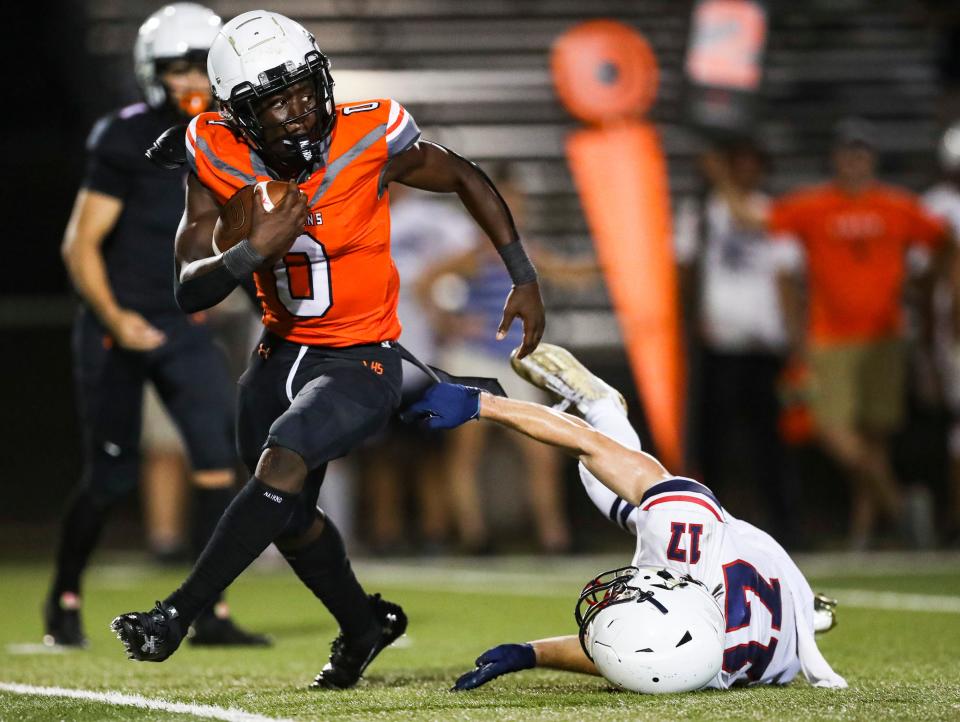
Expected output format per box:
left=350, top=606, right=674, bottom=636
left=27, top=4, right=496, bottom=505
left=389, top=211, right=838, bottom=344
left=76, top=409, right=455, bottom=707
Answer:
left=185, top=99, right=421, bottom=346
left=768, top=182, right=945, bottom=343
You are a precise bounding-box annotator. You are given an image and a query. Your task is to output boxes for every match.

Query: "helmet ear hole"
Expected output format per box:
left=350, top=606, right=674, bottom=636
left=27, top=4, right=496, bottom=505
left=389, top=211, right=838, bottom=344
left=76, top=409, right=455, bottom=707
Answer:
left=676, top=631, right=693, bottom=647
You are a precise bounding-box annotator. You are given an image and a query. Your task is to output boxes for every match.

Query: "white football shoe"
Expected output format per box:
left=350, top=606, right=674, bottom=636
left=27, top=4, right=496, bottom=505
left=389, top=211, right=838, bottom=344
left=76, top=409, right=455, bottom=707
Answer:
left=510, top=343, right=626, bottom=416
left=813, top=593, right=838, bottom=633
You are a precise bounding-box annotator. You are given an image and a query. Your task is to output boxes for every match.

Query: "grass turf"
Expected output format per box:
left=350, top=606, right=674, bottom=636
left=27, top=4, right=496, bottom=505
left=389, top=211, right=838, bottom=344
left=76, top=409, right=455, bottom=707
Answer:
left=0, top=557, right=958, bottom=721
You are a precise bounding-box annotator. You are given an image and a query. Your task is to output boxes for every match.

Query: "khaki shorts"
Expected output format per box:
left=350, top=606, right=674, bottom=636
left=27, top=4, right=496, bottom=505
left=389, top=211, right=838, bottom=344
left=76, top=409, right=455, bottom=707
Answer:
left=808, top=338, right=905, bottom=433
left=140, top=383, right=185, bottom=453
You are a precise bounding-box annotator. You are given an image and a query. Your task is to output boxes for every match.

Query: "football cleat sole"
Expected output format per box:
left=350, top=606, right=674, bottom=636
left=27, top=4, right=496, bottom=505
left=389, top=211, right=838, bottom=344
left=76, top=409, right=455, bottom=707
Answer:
left=111, top=614, right=154, bottom=661
left=110, top=602, right=183, bottom=662
left=510, top=343, right=626, bottom=416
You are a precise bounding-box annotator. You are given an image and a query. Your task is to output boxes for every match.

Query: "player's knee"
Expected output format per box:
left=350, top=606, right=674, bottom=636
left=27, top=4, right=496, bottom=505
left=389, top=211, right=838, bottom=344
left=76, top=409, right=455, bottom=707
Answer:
left=192, top=469, right=235, bottom=489
left=256, top=447, right=307, bottom=495
left=74, top=483, right=124, bottom=513
left=275, top=512, right=325, bottom=552
left=86, top=444, right=141, bottom=503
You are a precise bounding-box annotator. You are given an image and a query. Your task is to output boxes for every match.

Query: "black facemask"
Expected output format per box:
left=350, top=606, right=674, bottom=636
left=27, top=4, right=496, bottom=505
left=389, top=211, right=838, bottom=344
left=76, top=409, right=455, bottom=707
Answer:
left=221, top=50, right=336, bottom=178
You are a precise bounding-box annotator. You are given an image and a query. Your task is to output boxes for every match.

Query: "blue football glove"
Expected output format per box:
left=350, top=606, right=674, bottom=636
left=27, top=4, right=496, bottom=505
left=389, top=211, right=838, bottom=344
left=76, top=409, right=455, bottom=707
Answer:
left=451, top=643, right=536, bottom=691
left=399, top=383, right=481, bottom=430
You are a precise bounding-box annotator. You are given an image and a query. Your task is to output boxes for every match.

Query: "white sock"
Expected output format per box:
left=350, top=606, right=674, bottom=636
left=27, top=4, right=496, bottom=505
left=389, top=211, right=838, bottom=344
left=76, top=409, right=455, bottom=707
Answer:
left=583, top=398, right=641, bottom=451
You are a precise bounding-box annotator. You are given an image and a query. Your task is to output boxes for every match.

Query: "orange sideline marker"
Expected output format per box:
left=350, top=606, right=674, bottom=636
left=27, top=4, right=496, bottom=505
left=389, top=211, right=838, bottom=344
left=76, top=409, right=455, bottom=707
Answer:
left=552, top=21, right=685, bottom=470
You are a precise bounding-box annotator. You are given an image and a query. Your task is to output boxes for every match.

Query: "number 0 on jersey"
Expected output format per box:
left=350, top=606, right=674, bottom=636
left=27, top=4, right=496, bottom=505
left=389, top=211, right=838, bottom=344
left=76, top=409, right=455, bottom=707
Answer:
left=275, top=234, right=332, bottom=317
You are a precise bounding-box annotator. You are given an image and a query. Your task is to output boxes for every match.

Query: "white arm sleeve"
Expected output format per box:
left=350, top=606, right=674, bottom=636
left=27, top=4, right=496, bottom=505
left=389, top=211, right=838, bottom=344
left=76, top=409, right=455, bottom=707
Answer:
left=578, top=397, right=643, bottom=534
left=580, top=463, right=639, bottom=535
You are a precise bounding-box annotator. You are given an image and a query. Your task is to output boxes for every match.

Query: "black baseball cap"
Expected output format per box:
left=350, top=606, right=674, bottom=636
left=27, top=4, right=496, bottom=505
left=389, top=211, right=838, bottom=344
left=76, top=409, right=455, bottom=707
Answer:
left=832, top=117, right=879, bottom=150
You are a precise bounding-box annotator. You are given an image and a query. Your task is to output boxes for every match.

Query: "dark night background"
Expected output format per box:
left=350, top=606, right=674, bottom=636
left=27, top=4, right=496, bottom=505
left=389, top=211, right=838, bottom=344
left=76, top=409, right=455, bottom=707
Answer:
left=2, top=0, right=959, bottom=552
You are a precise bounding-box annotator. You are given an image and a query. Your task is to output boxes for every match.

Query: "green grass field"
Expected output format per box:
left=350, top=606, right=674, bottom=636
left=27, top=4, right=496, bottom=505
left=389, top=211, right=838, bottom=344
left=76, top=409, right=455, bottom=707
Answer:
left=1, top=554, right=958, bottom=721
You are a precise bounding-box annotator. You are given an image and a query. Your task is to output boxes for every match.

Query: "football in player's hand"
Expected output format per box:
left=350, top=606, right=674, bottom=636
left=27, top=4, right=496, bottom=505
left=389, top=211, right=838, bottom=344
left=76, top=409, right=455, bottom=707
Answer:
left=212, top=181, right=290, bottom=254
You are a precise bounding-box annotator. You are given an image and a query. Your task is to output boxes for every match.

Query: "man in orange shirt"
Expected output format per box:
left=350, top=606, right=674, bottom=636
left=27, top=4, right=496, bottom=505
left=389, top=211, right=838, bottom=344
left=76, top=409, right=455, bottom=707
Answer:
left=111, top=10, right=545, bottom=687
left=710, top=119, right=949, bottom=548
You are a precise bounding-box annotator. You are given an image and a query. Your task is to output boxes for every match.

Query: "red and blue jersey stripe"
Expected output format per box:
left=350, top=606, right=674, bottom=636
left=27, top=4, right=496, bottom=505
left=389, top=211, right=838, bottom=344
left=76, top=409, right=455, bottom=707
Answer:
left=639, top=477, right=724, bottom=522
left=607, top=495, right=636, bottom=531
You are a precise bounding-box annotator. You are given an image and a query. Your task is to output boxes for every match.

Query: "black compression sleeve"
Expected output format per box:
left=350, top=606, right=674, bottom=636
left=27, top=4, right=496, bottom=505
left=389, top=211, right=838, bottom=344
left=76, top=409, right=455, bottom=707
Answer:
left=174, top=264, right=240, bottom=313
left=238, top=276, right=261, bottom=310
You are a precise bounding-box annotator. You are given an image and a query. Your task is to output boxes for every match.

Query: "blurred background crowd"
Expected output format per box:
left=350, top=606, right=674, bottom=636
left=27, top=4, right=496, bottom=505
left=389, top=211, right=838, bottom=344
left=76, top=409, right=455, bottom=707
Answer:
left=5, top=0, right=960, bottom=564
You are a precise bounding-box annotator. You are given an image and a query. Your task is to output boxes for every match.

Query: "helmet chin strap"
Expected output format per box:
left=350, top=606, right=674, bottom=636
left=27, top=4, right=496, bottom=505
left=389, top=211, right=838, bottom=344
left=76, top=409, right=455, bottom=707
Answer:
left=260, top=134, right=323, bottom=179
left=287, top=135, right=315, bottom=163
left=236, top=97, right=334, bottom=178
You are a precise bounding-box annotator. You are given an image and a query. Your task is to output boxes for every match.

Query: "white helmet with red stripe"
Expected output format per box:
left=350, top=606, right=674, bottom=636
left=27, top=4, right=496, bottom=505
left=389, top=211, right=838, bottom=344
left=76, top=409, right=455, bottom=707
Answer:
left=207, top=10, right=335, bottom=174
left=576, top=566, right=724, bottom=694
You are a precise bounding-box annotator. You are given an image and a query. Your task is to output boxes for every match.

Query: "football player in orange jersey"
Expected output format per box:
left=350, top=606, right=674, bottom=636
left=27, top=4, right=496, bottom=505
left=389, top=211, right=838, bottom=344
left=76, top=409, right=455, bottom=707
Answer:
left=112, top=11, right=545, bottom=689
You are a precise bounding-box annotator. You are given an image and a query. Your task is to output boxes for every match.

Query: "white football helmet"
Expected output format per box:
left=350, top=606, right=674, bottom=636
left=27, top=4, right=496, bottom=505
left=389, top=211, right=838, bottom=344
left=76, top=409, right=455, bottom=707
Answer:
left=939, top=123, right=960, bottom=174
left=576, top=566, right=725, bottom=694
left=207, top=10, right=336, bottom=174
left=134, top=3, right=221, bottom=111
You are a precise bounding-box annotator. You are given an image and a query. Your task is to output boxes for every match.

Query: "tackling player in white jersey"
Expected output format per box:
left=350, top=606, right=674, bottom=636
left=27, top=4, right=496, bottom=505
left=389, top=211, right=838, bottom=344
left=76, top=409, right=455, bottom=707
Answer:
left=402, top=344, right=847, bottom=693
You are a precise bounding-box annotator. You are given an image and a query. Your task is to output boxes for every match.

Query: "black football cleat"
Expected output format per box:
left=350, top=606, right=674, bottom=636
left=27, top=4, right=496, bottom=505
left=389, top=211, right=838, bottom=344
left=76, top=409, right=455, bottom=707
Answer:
left=43, top=593, right=88, bottom=648
left=310, top=594, right=407, bottom=690
left=188, top=614, right=272, bottom=647
left=110, top=600, right=185, bottom=662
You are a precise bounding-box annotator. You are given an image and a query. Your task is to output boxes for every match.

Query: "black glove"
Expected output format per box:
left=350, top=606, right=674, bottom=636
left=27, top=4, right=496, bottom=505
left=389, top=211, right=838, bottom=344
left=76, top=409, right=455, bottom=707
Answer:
left=146, top=124, right=188, bottom=170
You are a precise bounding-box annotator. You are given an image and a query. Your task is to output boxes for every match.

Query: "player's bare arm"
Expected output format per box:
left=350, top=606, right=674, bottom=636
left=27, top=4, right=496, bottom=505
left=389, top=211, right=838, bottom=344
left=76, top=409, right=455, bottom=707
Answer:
left=776, top=268, right=808, bottom=361
left=62, top=188, right=166, bottom=351
left=382, top=140, right=546, bottom=357
left=174, top=174, right=307, bottom=312
left=478, top=392, right=671, bottom=504
left=402, top=383, right=669, bottom=504
left=452, top=634, right=598, bottom=691
left=532, top=635, right=599, bottom=676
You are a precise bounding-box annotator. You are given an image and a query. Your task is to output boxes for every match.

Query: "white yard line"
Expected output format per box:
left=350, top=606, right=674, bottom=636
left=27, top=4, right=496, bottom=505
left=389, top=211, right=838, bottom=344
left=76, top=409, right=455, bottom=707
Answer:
left=81, top=551, right=960, bottom=591
left=839, top=590, right=960, bottom=614
left=791, top=550, right=960, bottom=578
left=4, top=643, right=71, bottom=655
left=0, top=682, right=291, bottom=722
